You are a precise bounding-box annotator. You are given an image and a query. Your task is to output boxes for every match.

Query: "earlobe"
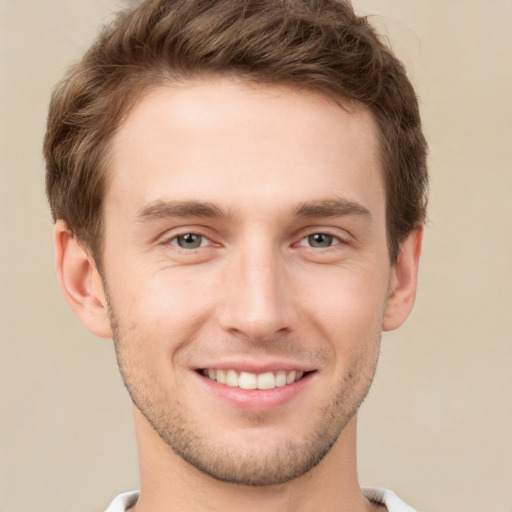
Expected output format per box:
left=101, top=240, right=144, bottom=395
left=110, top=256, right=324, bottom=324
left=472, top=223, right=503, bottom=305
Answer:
left=383, top=227, right=424, bottom=332
left=54, top=220, right=112, bottom=338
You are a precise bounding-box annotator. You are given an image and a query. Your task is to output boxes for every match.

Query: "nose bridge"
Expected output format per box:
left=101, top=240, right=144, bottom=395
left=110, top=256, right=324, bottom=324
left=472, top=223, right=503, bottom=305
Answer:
left=218, top=233, right=294, bottom=340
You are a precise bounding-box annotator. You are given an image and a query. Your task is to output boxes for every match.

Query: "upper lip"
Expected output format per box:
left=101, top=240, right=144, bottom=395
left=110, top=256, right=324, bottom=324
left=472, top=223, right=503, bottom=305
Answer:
left=193, top=358, right=316, bottom=374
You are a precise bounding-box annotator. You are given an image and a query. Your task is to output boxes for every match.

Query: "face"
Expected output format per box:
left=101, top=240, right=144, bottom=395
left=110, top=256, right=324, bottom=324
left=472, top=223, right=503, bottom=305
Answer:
left=101, top=78, right=393, bottom=485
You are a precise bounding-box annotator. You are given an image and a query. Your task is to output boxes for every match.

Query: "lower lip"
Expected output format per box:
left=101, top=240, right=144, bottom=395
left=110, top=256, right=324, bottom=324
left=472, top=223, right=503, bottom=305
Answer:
left=195, top=372, right=315, bottom=412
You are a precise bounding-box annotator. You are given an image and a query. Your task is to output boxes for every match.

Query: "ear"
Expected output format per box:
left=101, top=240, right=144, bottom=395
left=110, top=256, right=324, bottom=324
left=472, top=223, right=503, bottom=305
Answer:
left=54, top=220, right=112, bottom=338
left=383, top=226, right=424, bottom=332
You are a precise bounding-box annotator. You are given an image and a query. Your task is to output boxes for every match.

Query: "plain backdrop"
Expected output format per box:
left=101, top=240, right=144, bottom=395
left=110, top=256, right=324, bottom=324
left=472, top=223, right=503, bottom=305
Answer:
left=1, top=1, right=511, bottom=511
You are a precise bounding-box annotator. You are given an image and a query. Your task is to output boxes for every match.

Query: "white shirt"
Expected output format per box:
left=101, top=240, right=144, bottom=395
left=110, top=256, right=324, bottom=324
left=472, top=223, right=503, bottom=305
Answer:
left=104, top=488, right=417, bottom=511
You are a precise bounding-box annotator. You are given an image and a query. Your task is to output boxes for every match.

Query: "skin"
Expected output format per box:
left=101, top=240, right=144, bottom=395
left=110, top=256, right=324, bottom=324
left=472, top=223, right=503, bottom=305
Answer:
left=55, top=78, right=422, bottom=512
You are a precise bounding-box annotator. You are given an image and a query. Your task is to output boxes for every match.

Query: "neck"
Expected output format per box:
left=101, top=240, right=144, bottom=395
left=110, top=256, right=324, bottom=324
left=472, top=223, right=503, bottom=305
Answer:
left=131, top=406, right=375, bottom=512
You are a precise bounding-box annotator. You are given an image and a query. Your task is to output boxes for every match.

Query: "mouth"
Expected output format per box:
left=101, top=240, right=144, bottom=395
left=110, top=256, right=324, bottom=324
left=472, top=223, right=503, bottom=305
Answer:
left=198, top=368, right=311, bottom=390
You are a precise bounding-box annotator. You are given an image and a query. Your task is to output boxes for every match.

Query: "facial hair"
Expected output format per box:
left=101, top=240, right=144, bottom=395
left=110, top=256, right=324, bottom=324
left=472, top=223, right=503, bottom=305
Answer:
left=106, top=292, right=382, bottom=486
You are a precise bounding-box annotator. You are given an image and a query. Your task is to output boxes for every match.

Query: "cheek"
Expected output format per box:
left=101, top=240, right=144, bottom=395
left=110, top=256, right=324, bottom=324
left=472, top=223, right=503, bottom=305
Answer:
left=107, top=263, right=219, bottom=350
left=297, top=264, right=389, bottom=348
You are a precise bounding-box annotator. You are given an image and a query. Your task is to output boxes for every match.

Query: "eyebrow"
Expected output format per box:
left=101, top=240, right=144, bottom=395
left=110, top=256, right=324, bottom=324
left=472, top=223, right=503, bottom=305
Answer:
left=136, top=200, right=230, bottom=222
left=136, top=198, right=371, bottom=223
left=292, top=199, right=372, bottom=220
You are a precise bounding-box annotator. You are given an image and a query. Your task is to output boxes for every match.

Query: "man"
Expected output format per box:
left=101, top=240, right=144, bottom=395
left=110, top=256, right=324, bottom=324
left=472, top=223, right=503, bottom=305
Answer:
left=44, top=0, right=427, bottom=511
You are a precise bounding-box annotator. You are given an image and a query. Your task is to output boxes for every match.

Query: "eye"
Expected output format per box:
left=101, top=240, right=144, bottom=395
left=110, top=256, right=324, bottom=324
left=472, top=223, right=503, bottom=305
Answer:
left=170, top=233, right=208, bottom=249
left=298, top=233, right=340, bottom=248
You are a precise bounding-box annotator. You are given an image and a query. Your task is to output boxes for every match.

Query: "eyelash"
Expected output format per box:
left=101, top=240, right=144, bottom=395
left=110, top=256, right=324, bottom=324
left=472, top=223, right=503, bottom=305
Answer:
left=167, top=232, right=214, bottom=250
left=164, top=230, right=344, bottom=252
left=296, top=232, right=343, bottom=249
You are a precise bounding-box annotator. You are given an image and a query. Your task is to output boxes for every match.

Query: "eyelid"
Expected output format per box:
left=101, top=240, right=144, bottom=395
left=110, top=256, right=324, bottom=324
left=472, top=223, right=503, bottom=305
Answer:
left=293, top=226, right=350, bottom=247
left=169, top=233, right=211, bottom=249
left=158, top=226, right=220, bottom=248
left=295, top=233, right=342, bottom=248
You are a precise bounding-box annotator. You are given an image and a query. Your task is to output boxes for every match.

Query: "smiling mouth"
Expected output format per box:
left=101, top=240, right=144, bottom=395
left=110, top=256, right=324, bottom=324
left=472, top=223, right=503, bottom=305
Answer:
left=199, top=369, right=310, bottom=390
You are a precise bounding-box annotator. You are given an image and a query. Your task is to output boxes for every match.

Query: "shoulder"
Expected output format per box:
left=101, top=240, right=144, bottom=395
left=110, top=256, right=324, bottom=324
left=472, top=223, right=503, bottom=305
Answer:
left=362, top=487, right=418, bottom=512
left=103, top=489, right=415, bottom=512
left=104, top=491, right=139, bottom=512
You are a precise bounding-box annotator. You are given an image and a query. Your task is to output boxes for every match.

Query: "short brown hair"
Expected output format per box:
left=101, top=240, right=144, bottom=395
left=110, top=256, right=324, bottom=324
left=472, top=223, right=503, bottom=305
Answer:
left=45, top=0, right=428, bottom=263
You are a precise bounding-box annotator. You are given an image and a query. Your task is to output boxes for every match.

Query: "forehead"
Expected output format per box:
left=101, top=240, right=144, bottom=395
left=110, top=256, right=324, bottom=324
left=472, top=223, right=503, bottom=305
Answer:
left=106, top=78, right=384, bottom=221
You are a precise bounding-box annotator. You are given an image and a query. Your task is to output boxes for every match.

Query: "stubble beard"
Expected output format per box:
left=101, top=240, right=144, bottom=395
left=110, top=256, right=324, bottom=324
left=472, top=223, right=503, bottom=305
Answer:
left=107, top=304, right=381, bottom=487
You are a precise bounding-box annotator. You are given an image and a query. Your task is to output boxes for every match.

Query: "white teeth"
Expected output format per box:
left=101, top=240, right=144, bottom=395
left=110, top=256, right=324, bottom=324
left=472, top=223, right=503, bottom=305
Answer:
left=226, top=369, right=239, bottom=387
left=257, top=372, right=275, bottom=390
left=216, top=369, right=227, bottom=384
left=239, top=371, right=257, bottom=390
left=286, top=370, right=296, bottom=385
left=203, top=369, right=305, bottom=389
left=275, top=370, right=287, bottom=387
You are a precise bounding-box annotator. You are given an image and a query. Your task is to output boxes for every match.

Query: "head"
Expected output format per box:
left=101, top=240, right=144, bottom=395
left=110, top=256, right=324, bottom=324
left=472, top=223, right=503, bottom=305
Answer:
left=45, top=0, right=427, bottom=267
left=46, top=0, right=427, bottom=488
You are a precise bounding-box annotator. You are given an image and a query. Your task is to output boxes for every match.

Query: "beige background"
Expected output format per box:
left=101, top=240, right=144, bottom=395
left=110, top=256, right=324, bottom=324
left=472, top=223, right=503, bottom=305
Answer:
left=1, top=1, right=511, bottom=511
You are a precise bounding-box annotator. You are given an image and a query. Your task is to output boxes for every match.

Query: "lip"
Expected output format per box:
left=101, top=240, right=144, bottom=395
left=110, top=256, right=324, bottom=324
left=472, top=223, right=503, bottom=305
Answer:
left=192, top=357, right=316, bottom=374
left=193, top=367, right=316, bottom=412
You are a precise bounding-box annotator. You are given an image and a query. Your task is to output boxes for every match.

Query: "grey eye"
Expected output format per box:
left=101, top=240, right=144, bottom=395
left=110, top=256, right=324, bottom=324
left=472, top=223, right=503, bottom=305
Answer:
left=307, top=233, right=334, bottom=248
left=175, top=233, right=204, bottom=249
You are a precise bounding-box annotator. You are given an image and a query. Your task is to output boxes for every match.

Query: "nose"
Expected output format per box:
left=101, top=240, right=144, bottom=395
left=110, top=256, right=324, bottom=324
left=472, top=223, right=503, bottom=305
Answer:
left=217, top=243, right=297, bottom=342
